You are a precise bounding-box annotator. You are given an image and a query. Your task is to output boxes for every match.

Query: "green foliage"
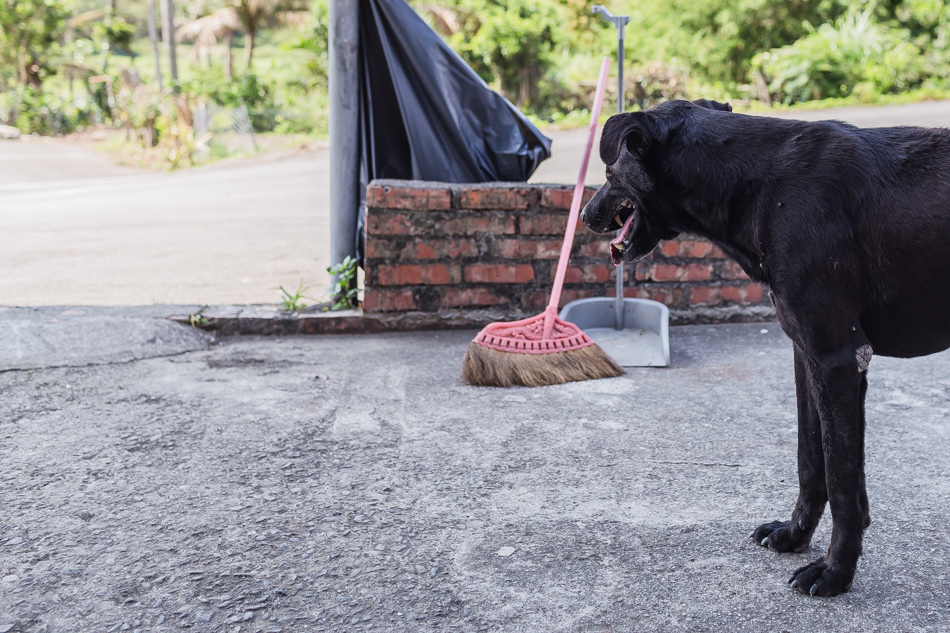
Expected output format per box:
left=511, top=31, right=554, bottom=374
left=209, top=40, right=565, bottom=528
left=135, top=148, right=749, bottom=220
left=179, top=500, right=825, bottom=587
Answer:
left=94, top=15, right=136, bottom=55
left=7, top=86, right=92, bottom=134
left=448, top=0, right=561, bottom=107
left=188, top=313, right=210, bottom=327
left=326, top=256, right=360, bottom=311
left=0, top=0, right=73, bottom=87
left=296, top=0, right=328, bottom=86
left=184, top=69, right=278, bottom=131
left=276, top=280, right=314, bottom=312
left=755, top=10, right=923, bottom=103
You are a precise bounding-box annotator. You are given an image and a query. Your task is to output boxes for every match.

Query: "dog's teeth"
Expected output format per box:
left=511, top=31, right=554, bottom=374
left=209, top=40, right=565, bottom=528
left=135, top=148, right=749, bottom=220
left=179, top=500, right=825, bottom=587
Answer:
left=614, top=214, right=623, bottom=226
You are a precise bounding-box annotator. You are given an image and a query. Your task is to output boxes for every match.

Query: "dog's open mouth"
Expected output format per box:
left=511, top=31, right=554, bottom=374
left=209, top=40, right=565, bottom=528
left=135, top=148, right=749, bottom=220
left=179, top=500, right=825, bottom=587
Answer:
left=609, top=209, right=636, bottom=265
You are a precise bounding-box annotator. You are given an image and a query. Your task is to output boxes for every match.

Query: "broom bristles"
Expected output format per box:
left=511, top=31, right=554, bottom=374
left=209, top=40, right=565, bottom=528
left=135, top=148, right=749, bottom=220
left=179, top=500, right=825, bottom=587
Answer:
left=462, top=340, right=624, bottom=387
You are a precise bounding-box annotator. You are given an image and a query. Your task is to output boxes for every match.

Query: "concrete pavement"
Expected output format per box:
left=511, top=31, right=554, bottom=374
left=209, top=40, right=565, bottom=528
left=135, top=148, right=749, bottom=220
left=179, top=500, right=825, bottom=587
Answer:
left=0, top=143, right=332, bottom=306
left=1, top=320, right=949, bottom=631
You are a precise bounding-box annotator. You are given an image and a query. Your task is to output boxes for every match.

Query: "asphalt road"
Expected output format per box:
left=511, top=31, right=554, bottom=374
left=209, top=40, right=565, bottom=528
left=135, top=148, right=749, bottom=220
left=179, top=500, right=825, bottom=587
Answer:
left=1, top=318, right=948, bottom=632
left=3, top=100, right=950, bottom=306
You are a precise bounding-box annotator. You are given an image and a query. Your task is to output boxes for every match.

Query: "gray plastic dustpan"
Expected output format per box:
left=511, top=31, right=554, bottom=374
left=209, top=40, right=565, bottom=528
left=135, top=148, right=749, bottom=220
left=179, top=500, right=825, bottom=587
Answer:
left=559, top=297, right=670, bottom=367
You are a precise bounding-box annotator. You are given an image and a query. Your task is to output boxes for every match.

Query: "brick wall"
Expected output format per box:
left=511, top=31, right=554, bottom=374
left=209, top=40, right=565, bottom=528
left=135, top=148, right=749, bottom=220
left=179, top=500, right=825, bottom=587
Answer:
left=364, top=179, right=774, bottom=328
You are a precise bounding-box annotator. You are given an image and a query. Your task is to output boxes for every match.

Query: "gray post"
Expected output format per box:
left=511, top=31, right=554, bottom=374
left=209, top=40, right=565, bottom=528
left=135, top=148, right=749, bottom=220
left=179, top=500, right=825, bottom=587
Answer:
left=329, top=0, right=361, bottom=272
left=159, top=0, right=178, bottom=83
left=593, top=5, right=630, bottom=329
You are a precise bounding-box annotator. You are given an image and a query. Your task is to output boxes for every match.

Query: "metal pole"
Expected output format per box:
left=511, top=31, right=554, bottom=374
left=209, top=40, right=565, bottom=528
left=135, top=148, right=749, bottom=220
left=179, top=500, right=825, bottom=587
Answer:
left=614, top=22, right=626, bottom=329
left=593, top=6, right=630, bottom=329
left=329, top=0, right=361, bottom=272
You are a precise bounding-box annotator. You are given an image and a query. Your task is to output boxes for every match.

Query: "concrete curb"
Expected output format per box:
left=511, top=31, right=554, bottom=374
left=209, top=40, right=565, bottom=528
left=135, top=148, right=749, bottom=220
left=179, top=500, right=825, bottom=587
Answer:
left=171, top=304, right=778, bottom=336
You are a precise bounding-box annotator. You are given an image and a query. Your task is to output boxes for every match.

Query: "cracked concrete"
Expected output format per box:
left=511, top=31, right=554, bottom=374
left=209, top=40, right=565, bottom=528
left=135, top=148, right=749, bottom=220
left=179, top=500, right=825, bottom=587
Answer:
left=1, top=319, right=949, bottom=632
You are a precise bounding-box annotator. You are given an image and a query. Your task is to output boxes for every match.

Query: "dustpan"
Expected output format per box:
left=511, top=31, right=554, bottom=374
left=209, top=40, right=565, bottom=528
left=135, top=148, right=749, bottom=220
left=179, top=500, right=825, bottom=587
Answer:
left=559, top=5, right=671, bottom=368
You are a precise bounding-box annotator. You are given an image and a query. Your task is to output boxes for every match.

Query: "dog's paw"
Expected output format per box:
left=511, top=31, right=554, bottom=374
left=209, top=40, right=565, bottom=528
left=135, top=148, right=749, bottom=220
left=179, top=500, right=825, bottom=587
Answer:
left=750, top=520, right=811, bottom=552
left=788, top=557, right=854, bottom=597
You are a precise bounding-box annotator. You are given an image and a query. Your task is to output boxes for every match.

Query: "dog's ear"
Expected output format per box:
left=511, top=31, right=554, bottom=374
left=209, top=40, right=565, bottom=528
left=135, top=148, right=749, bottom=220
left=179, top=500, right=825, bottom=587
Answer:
left=692, top=99, right=732, bottom=112
left=600, top=113, right=648, bottom=165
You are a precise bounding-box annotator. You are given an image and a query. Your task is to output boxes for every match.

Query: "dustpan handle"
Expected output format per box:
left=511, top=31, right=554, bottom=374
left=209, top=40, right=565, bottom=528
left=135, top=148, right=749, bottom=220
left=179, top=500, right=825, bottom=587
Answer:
left=546, top=57, right=611, bottom=326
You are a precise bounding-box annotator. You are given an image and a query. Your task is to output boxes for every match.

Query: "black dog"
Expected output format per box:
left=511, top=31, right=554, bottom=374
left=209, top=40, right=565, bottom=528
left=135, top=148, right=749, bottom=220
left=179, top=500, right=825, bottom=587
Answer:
left=581, top=99, right=950, bottom=596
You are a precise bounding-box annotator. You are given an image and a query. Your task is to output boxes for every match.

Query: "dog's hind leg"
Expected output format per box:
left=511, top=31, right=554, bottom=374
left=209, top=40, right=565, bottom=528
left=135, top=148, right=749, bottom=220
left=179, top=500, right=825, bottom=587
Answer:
left=786, top=345, right=870, bottom=597
left=752, top=345, right=827, bottom=552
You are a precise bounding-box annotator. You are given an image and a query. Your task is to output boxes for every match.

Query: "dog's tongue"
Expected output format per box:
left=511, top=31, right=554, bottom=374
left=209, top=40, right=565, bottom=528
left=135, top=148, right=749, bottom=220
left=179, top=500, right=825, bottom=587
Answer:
left=609, top=213, right=636, bottom=265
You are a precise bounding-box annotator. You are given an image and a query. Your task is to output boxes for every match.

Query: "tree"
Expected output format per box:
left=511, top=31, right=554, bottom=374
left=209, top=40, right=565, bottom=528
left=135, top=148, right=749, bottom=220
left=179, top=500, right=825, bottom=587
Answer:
left=176, top=6, right=242, bottom=76
left=0, top=0, right=72, bottom=88
left=228, top=0, right=276, bottom=68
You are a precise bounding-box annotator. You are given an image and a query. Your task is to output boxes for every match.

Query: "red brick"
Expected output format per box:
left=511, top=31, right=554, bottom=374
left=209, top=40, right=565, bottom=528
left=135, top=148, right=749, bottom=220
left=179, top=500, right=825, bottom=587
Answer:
left=400, top=238, right=477, bottom=260
left=690, top=286, right=722, bottom=306
left=721, top=285, right=743, bottom=303
left=489, top=239, right=563, bottom=260
left=687, top=263, right=713, bottom=281
left=649, top=264, right=682, bottom=282
left=521, top=289, right=549, bottom=309
left=606, top=287, right=640, bottom=298
left=556, top=264, right=615, bottom=284
left=465, top=264, right=535, bottom=284
left=540, top=187, right=573, bottom=209
left=365, top=212, right=420, bottom=237
left=440, top=287, right=508, bottom=308
left=520, top=214, right=584, bottom=236
left=440, top=214, right=516, bottom=236
left=364, top=239, right=398, bottom=259
left=709, top=246, right=727, bottom=259
left=556, top=288, right=599, bottom=308
left=578, top=239, right=611, bottom=258
left=636, top=287, right=684, bottom=307
left=363, top=289, right=417, bottom=312
left=745, top=283, right=765, bottom=303
left=720, top=261, right=750, bottom=280
left=459, top=186, right=537, bottom=210
left=366, top=183, right=452, bottom=210
left=539, top=186, right=599, bottom=209
left=660, top=241, right=680, bottom=257
left=377, top=264, right=457, bottom=286
left=678, top=239, right=715, bottom=258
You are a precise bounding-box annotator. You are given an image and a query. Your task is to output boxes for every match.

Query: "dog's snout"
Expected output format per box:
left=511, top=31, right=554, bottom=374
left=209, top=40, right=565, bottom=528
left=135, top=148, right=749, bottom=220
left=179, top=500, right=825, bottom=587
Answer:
left=579, top=207, right=587, bottom=224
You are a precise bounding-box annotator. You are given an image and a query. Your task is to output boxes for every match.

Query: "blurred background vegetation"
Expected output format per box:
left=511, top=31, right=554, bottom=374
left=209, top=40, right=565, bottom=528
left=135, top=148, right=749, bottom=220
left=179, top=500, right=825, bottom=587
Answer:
left=2, top=0, right=949, bottom=167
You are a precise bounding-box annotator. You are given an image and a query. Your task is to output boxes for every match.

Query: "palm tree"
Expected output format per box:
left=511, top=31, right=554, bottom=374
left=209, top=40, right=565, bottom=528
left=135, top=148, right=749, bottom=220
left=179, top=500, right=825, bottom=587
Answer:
left=176, top=7, right=242, bottom=77
left=229, top=0, right=276, bottom=69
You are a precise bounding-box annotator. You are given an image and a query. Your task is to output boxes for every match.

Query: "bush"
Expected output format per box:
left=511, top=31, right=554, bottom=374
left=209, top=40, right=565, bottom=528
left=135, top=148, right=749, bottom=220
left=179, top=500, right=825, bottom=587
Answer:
left=755, top=10, right=924, bottom=104
left=184, top=70, right=278, bottom=132
left=10, top=88, right=93, bottom=135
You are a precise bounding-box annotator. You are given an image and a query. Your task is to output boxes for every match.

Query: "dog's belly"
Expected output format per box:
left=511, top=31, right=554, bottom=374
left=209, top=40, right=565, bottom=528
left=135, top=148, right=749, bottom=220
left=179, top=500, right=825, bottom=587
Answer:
left=862, top=302, right=950, bottom=358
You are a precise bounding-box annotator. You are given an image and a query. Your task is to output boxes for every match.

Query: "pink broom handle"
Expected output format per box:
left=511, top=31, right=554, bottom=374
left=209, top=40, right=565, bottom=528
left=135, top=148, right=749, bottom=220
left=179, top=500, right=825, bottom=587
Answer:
left=544, top=57, right=611, bottom=334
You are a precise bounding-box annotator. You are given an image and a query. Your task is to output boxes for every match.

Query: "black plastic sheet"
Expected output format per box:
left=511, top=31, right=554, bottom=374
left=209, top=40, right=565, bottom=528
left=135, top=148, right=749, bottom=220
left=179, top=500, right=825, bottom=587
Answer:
left=356, top=0, right=552, bottom=258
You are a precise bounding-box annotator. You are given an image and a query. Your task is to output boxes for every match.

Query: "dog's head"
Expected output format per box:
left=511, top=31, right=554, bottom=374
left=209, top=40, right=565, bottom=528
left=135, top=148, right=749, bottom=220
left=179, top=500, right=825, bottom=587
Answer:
left=581, top=99, right=732, bottom=264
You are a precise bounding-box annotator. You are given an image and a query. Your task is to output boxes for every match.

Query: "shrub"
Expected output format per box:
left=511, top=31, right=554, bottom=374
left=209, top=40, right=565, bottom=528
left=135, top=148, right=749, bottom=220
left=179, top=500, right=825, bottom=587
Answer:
left=754, top=10, right=924, bottom=104
left=184, top=70, right=278, bottom=132
left=11, top=88, right=93, bottom=135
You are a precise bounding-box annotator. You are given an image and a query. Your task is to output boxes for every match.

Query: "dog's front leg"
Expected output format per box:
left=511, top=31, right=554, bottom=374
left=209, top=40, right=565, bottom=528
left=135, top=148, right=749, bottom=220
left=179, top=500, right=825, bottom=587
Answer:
left=752, top=345, right=827, bottom=552
left=787, top=347, right=870, bottom=596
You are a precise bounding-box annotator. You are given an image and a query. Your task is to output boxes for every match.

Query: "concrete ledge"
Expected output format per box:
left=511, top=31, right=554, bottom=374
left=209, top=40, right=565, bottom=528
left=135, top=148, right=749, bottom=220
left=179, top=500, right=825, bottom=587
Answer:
left=171, top=304, right=777, bottom=335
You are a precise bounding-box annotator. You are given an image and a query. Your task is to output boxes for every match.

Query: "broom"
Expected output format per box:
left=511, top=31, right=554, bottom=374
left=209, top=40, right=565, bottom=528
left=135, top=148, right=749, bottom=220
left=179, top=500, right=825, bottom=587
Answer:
left=462, top=58, right=623, bottom=388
